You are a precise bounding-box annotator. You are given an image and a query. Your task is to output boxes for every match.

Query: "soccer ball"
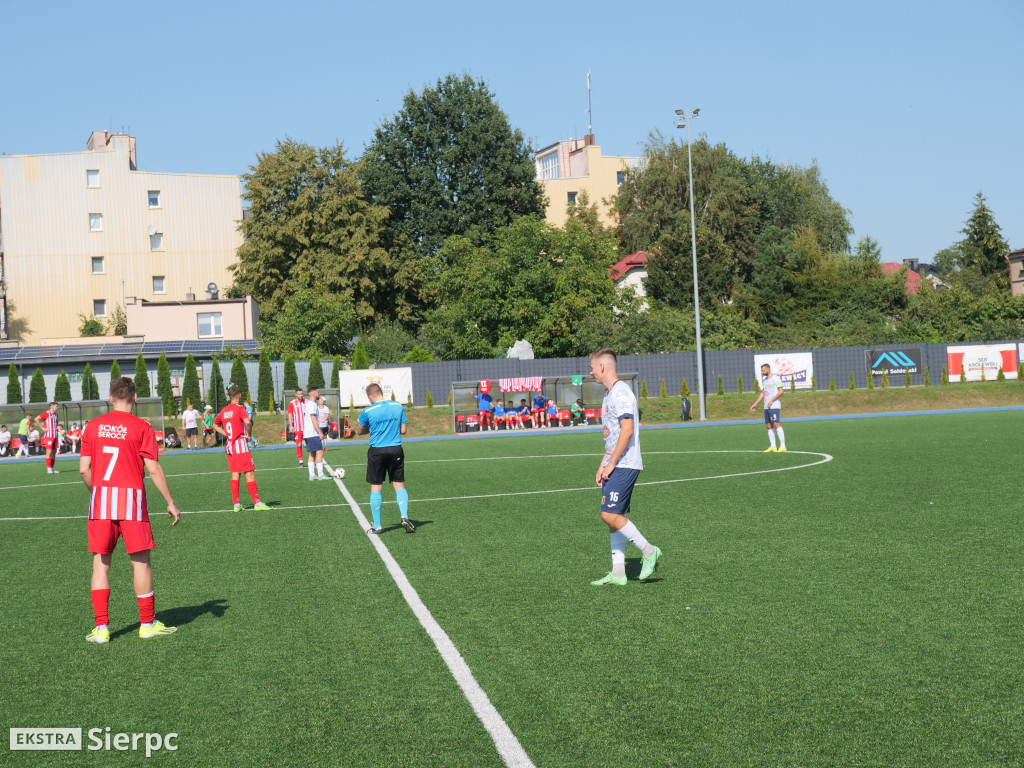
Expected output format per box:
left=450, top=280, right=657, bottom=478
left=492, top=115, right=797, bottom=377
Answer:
left=333, top=467, right=346, bottom=479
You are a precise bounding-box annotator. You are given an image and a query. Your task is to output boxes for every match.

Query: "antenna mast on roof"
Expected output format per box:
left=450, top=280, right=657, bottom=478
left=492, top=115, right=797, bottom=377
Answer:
left=586, top=71, right=593, bottom=136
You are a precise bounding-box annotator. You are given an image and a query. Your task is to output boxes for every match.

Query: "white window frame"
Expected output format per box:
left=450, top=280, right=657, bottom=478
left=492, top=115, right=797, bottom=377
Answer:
left=86, top=170, right=100, bottom=188
left=93, top=299, right=107, bottom=318
left=539, top=153, right=559, bottom=180
left=148, top=190, right=161, bottom=209
left=152, top=276, right=166, bottom=294
left=150, top=232, right=163, bottom=251
left=89, top=213, right=103, bottom=232
left=197, top=312, right=223, bottom=339
left=91, top=257, right=105, bottom=275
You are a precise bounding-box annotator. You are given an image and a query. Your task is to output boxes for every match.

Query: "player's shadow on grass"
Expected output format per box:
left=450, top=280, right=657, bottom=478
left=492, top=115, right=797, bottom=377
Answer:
left=625, top=558, right=664, bottom=583
left=109, top=599, right=229, bottom=640
left=380, top=519, right=433, bottom=533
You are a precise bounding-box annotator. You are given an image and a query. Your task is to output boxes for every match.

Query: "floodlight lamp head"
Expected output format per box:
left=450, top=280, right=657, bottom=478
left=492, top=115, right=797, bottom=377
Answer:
left=674, top=109, right=685, bottom=116
left=692, top=108, right=701, bottom=116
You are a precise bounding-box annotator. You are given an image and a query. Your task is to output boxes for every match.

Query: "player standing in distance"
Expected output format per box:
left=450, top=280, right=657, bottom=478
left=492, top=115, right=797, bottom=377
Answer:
left=181, top=403, right=201, bottom=450
left=16, top=414, right=31, bottom=458
left=356, top=382, right=414, bottom=534
left=287, top=388, right=305, bottom=466
left=80, top=377, right=180, bottom=643
left=749, top=363, right=787, bottom=452
left=36, top=402, right=61, bottom=473
left=589, top=349, right=661, bottom=586
left=302, top=386, right=328, bottom=480
left=213, top=386, right=271, bottom=512
left=531, top=391, right=547, bottom=428
left=316, top=396, right=331, bottom=452
left=476, top=386, right=493, bottom=431
left=201, top=405, right=215, bottom=448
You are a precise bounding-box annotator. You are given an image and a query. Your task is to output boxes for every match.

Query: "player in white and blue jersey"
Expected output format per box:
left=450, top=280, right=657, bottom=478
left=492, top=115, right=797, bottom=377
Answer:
left=356, top=382, right=414, bottom=534
left=588, top=348, right=661, bottom=586
left=749, top=363, right=787, bottom=452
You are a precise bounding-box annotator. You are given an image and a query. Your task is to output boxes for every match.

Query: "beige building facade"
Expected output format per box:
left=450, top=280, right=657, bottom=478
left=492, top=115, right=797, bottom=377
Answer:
left=125, top=296, right=258, bottom=342
left=0, top=131, right=244, bottom=343
left=534, top=135, right=642, bottom=229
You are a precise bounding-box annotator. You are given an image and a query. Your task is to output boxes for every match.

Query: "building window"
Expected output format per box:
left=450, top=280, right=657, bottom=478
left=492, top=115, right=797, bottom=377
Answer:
left=150, top=232, right=163, bottom=250
left=86, top=170, right=100, bottom=188
left=616, top=171, right=626, bottom=187
left=93, top=299, right=107, bottom=318
left=153, top=276, right=166, bottom=294
left=89, top=213, right=103, bottom=231
left=197, top=312, right=222, bottom=338
left=148, top=190, right=161, bottom=208
left=567, top=192, right=578, bottom=205
left=91, top=257, right=104, bottom=274
left=540, top=153, right=559, bottom=180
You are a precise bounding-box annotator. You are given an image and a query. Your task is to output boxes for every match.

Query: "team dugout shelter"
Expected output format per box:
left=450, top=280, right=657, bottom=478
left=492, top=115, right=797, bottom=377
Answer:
left=450, top=374, right=639, bottom=433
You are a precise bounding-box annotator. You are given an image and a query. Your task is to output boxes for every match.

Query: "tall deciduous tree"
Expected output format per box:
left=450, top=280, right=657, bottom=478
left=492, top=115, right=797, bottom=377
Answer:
left=961, top=192, right=1010, bottom=277
left=156, top=353, right=176, bottom=417
left=54, top=371, right=72, bottom=401
left=258, top=289, right=357, bottom=357
left=134, top=354, right=152, bottom=398
left=7, top=363, right=22, bottom=404
left=362, top=73, right=545, bottom=259
left=28, top=368, right=47, bottom=402
left=181, top=354, right=202, bottom=410
left=229, top=139, right=421, bottom=330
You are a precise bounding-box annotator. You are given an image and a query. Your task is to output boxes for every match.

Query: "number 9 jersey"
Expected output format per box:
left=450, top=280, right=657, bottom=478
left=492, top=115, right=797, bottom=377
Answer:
left=81, top=410, right=159, bottom=523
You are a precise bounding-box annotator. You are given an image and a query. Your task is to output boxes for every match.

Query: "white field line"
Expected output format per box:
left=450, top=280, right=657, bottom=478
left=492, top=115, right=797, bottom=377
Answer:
left=0, top=464, right=301, bottom=492
left=0, top=451, right=832, bottom=520
left=0, top=502, right=346, bottom=522
left=324, top=461, right=536, bottom=768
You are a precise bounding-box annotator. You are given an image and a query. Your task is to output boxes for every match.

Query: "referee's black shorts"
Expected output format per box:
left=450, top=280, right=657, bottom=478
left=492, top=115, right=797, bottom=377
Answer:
left=366, top=445, right=405, bottom=484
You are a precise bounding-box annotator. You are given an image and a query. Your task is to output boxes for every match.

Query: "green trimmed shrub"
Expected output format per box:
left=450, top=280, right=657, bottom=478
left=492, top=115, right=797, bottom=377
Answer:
left=157, top=353, right=176, bottom=416
left=716, top=375, right=724, bottom=396
left=134, top=354, right=151, bottom=398
left=29, top=368, right=47, bottom=402
left=307, top=352, right=325, bottom=390
left=737, top=375, right=744, bottom=394
left=829, top=372, right=836, bottom=392
left=54, top=371, right=72, bottom=401
left=641, top=378, right=649, bottom=398
left=351, top=338, right=370, bottom=370
left=941, top=366, right=949, bottom=385
left=923, top=364, right=931, bottom=387
left=426, top=390, right=433, bottom=408
left=7, top=363, right=22, bottom=404
left=680, top=379, right=689, bottom=397
left=257, top=351, right=274, bottom=412
left=849, top=371, right=855, bottom=390
left=660, top=378, right=667, bottom=398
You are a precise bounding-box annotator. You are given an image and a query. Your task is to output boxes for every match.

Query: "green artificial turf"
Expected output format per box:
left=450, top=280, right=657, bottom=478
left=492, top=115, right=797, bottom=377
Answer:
left=1, top=411, right=1022, bottom=766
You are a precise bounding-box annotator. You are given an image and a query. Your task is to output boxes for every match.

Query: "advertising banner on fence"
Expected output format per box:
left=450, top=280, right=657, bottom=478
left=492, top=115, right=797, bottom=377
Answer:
left=946, top=344, right=1018, bottom=381
left=865, top=348, right=923, bottom=379
left=338, top=368, right=413, bottom=407
left=753, top=352, right=814, bottom=390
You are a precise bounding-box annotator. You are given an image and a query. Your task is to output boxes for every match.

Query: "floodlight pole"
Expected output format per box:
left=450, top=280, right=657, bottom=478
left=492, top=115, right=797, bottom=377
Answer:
left=675, top=108, right=706, bottom=421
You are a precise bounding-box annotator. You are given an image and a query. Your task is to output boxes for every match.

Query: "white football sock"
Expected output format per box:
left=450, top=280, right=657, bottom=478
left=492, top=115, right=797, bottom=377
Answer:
left=308, top=459, right=315, bottom=478
left=610, top=531, right=626, bottom=576
left=619, top=521, right=654, bottom=555
left=776, top=426, right=786, bottom=447
left=767, top=429, right=777, bottom=449
left=316, top=462, right=325, bottom=477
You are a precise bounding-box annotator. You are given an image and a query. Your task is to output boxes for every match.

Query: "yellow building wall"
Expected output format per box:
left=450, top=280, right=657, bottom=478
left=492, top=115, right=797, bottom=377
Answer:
left=539, top=145, right=634, bottom=229
left=0, top=135, right=242, bottom=343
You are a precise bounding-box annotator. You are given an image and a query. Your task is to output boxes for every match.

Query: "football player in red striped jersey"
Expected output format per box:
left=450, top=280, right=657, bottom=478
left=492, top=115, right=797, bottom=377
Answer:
left=35, top=402, right=61, bottom=474
left=287, top=388, right=305, bottom=465
left=213, top=386, right=270, bottom=513
left=79, top=377, right=181, bottom=643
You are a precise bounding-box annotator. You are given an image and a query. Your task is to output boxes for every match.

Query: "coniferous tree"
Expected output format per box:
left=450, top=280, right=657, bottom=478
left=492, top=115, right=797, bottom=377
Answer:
left=867, top=372, right=875, bottom=390
left=7, top=363, right=22, bottom=404
left=849, top=371, right=856, bottom=390
left=28, top=368, right=47, bottom=402
left=110, top=359, right=121, bottom=380
left=997, top=367, right=1005, bottom=382
left=81, top=363, right=98, bottom=400
left=961, top=192, right=1010, bottom=276
left=207, top=357, right=226, bottom=413
left=881, top=372, right=890, bottom=389
left=905, top=369, right=912, bottom=388
left=230, top=355, right=250, bottom=397
left=941, top=366, right=949, bottom=385
left=282, top=355, right=298, bottom=401
left=156, top=353, right=176, bottom=416
left=307, top=352, right=325, bottom=390
left=351, top=338, right=370, bottom=370
left=54, top=371, right=72, bottom=401
left=426, top=390, right=433, bottom=408
left=716, top=375, right=724, bottom=396
left=134, top=354, right=152, bottom=398
left=257, top=350, right=275, bottom=412
left=681, top=379, right=690, bottom=397
left=641, top=378, right=649, bottom=398
left=181, top=354, right=203, bottom=411
left=829, top=372, right=836, bottom=392
left=330, top=355, right=341, bottom=392
left=660, top=378, right=668, bottom=398
left=923, top=364, right=931, bottom=387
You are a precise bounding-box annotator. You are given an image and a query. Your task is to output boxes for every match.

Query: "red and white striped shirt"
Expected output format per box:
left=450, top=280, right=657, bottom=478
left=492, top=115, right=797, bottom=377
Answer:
left=214, top=405, right=250, bottom=456
left=287, top=398, right=304, bottom=435
left=81, top=410, right=157, bottom=522
left=39, top=411, right=58, bottom=439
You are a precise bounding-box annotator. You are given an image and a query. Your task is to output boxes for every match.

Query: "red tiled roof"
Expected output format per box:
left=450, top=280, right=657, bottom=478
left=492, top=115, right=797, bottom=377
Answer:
left=881, top=262, right=923, bottom=294
left=609, top=251, right=650, bottom=282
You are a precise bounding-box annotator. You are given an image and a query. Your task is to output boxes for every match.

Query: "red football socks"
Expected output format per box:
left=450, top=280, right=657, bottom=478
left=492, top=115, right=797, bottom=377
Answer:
left=91, top=588, right=110, bottom=626
left=230, top=479, right=240, bottom=505
left=246, top=481, right=260, bottom=504
left=45, top=457, right=53, bottom=470
left=136, top=591, right=155, bottom=624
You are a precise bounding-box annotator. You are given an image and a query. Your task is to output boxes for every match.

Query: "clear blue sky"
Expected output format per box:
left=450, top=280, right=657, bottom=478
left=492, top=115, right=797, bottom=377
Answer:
left=3, top=0, right=1020, bottom=265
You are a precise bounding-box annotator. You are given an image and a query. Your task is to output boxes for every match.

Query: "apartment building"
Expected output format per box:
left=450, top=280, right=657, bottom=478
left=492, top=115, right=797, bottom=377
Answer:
left=533, top=134, right=642, bottom=229
left=0, top=131, right=243, bottom=343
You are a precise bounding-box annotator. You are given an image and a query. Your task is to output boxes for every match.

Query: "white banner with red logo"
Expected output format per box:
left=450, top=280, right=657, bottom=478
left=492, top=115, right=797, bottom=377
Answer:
left=338, top=368, right=413, bottom=407
left=753, top=352, right=814, bottom=390
left=498, top=376, right=544, bottom=393
left=947, top=344, right=1017, bottom=381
